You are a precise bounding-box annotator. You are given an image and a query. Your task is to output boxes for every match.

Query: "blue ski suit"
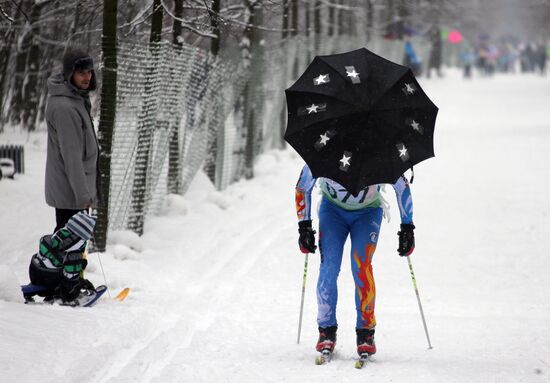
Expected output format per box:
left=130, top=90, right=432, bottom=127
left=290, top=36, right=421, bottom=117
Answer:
left=295, top=164, right=413, bottom=329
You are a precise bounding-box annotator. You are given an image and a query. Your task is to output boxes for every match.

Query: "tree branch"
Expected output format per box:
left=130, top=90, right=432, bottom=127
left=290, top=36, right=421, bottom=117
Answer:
left=9, top=0, right=30, bottom=23
left=160, top=0, right=217, bottom=38
left=1, top=5, right=15, bottom=22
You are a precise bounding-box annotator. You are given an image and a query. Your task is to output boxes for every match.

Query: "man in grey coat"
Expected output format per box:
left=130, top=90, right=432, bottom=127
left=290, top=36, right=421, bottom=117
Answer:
left=45, top=49, right=101, bottom=232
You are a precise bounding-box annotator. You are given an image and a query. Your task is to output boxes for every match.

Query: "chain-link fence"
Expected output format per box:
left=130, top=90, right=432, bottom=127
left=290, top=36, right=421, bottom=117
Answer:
left=104, top=35, right=428, bottom=238
left=108, top=39, right=247, bottom=233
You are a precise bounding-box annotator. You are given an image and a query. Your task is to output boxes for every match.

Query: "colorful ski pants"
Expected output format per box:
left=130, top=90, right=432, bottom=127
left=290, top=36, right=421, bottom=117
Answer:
left=317, top=197, right=383, bottom=329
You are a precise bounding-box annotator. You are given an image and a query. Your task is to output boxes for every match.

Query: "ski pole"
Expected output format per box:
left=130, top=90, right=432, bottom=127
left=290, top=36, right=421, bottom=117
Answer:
left=407, top=256, right=433, bottom=349
left=96, top=252, right=111, bottom=298
left=297, top=253, right=309, bottom=344
left=88, top=208, right=111, bottom=298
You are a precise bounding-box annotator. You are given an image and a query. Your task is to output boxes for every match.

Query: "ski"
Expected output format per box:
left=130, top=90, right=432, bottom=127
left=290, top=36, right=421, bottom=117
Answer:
left=315, top=349, right=333, bottom=365
left=21, top=284, right=130, bottom=306
left=114, top=287, right=130, bottom=302
left=354, top=353, right=370, bottom=369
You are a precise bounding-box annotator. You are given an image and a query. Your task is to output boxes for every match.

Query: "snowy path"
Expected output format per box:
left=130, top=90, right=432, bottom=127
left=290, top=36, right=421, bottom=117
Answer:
left=1, top=71, right=550, bottom=382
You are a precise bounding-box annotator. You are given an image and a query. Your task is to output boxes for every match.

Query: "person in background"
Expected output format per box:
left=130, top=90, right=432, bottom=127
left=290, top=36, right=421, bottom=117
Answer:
left=45, top=48, right=100, bottom=232
left=403, top=34, right=422, bottom=77
left=426, top=26, right=443, bottom=78
left=461, top=43, right=476, bottom=79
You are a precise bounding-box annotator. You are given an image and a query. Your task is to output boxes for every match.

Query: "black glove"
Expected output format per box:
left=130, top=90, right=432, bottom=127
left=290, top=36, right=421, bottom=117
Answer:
left=397, top=223, right=415, bottom=256
left=58, top=277, right=82, bottom=302
left=298, top=220, right=317, bottom=254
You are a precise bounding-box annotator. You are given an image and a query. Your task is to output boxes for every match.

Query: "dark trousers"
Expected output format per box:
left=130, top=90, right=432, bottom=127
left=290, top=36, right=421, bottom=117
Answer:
left=54, top=208, right=86, bottom=233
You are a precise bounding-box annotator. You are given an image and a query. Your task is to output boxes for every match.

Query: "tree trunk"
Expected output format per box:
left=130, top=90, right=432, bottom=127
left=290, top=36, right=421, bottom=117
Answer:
left=290, top=0, right=299, bottom=79
left=94, top=0, right=118, bottom=251
left=282, top=0, right=289, bottom=39
left=22, top=2, right=48, bottom=131
left=209, top=0, right=221, bottom=56
left=385, top=0, right=395, bottom=38
left=129, top=0, right=163, bottom=235
left=0, top=24, right=17, bottom=131
left=172, top=0, right=183, bottom=46
left=279, top=0, right=290, bottom=149
left=8, top=0, right=32, bottom=127
left=203, top=0, right=221, bottom=185
left=291, top=0, right=298, bottom=36
left=365, top=0, right=373, bottom=42
left=305, top=0, right=311, bottom=62
left=241, top=0, right=262, bottom=180
left=396, top=0, right=410, bottom=40
left=314, top=1, right=321, bottom=51
left=167, top=0, right=184, bottom=194
left=62, top=0, right=82, bottom=55
left=337, top=0, right=345, bottom=36
left=328, top=2, right=335, bottom=37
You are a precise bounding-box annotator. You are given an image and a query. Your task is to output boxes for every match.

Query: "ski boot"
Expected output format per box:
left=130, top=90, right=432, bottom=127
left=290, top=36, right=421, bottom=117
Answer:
left=356, top=328, right=376, bottom=355
left=355, top=328, right=376, bottom=368
left=315, top=326, right=337, bottom=365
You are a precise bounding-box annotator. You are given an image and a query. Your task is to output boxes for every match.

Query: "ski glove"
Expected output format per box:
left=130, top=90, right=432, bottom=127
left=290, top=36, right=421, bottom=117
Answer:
left=298, top=220, right=317, bottom=254
left=397, top=223, right=415, bottom=256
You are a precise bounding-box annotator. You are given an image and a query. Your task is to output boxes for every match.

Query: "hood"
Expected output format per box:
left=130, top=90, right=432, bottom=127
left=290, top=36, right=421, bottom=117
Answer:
left=62, top=49, right=98, bottom=91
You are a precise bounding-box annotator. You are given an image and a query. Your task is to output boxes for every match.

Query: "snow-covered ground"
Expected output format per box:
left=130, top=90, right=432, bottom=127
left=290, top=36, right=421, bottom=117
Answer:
left=1, top=70, right=550, bottom=382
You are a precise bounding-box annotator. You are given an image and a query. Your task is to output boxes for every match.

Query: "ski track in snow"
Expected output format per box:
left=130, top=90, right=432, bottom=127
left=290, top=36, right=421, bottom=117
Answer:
left=1, top=71, right=550, bottom=382
left=93, top=209, right=293, bottom=383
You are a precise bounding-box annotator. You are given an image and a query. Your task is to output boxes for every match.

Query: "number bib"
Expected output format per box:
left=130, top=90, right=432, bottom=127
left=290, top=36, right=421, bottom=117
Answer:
left=319, top=178, right=381, bottom=210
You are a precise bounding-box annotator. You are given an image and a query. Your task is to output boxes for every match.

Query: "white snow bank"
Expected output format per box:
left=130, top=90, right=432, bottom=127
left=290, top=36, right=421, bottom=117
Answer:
left=0, top=265, right=22, bottom=302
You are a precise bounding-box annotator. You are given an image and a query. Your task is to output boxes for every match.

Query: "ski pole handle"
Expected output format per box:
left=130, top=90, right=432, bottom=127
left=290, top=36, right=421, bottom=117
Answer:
left=407, top=256, right=433, bottom=349
left=297, top=253, right=309, bottom=344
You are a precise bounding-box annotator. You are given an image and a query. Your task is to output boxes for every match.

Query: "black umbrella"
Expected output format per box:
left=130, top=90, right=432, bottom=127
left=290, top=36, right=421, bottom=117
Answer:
left=284, top=47, right=438, bottom=195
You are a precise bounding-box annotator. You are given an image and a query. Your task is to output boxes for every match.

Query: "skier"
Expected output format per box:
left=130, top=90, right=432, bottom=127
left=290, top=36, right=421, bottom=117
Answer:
left=295, top=164, right=415, bottom=358
left=27, top=211, right=97, bottom=304
left=403, top=34, right=422, bottom=76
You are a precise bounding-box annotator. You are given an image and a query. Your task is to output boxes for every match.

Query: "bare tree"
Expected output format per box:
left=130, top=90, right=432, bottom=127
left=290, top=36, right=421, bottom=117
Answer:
left=314, top=0, right=322, bottom=51
left=129, top=0, right=164, bottom=235
left=290, top=0, right=299, bottom=78
left=8, top=0, right=32, bottom=127
left=203, top=0, right=222, bottom=185
left=365, top=0, right=373, bottom=42
left=94, top=0, right=118, bottom=251
left=241, top=0, right=263, bottom=179
left=167, top=0, right=184, bottom=194
left=209, top=0, right=221, bottom=55
left=0, top=4, right=20, bottom=131
left=21, top=1, right=54, bottom=131
left=278, top=0, right=290, bottom=149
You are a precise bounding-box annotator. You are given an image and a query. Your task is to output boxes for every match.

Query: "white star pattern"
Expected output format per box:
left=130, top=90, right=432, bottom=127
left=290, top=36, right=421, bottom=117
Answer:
left=399, top=145, right=408, bottom=157
left=314, top=74, right=329, bottom=85
left=346, top=69, right=359, bottom=79
left=306, top=104, right=319, bottom=114
left=319, top=133, right=330, bottom=145
left=340, top=154, right=351, bottom=167
left=404, top=83, right=415, bottom=94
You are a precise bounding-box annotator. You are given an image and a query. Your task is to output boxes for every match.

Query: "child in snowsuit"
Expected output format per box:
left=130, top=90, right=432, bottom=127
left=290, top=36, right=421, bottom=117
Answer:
left=295, top=164, right=415, bottom=356
left=29, top=211, right=96, bottom=303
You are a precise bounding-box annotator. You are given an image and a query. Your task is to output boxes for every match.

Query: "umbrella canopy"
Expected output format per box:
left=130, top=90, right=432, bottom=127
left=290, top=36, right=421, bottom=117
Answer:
left=448, top=29, right=463, bottom=44
left=284, top=47, right=438, bottom=195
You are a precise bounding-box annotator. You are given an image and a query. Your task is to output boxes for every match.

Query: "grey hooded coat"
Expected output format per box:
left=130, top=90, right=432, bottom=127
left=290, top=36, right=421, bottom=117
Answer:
left=45, top=73, right=99, bottom=209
